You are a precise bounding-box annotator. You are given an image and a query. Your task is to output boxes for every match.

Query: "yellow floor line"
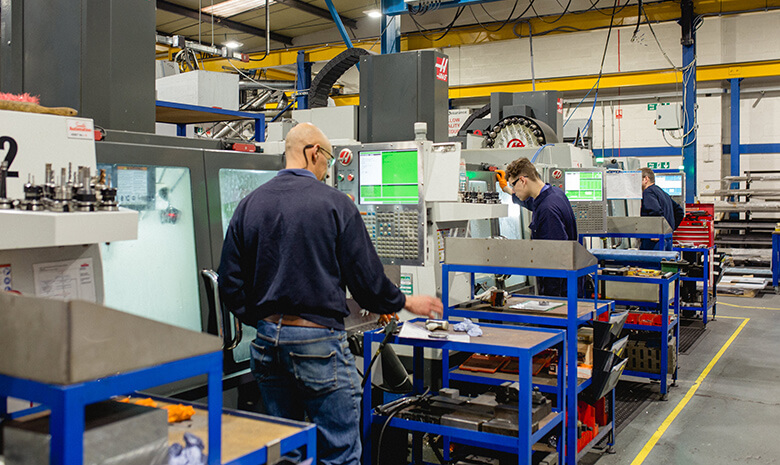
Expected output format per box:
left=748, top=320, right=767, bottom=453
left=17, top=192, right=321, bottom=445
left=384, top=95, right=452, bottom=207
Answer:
left=629, top=317, right=750, bottom=465
left=719, top=302, right=780, bottom=311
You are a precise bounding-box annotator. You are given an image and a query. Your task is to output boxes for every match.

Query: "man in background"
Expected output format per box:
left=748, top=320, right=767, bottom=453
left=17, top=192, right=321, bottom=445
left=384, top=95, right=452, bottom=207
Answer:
left=497, top=158, right=578, bottom=297
left=640, top=167, right=685, bottom=250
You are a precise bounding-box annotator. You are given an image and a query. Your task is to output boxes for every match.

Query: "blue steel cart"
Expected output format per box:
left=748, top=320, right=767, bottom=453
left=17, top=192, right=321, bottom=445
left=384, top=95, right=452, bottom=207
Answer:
left=439, top=238, right=612, bottom=465
left=363, top=319, right=566, bottom=465
left=598, top=272, right=680, bottom=400
left=673, top=246, right=717, bottom=325
left=0, top=352, right=224, bottom=465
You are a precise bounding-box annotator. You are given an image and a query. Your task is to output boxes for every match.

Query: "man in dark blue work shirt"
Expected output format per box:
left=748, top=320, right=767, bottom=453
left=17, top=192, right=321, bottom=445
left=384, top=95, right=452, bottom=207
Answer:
left=496, top=158, right=578, bottom=297
left=218, top=123, right=442, bottom=465
left=640, top=167, right=685, bottom=250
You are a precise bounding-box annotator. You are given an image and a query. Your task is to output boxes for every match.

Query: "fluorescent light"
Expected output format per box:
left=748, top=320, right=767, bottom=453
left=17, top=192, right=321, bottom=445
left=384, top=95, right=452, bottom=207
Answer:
left=224, top=41, right=243, bottom=49
left=202, top=0, right=274, bottom=18
left=364, top=9, right=382, bottom=18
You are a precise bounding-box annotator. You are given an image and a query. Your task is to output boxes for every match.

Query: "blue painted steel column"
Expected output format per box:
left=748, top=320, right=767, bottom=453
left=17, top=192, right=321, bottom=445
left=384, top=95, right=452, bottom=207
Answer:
left=681, top=0, right=696, bottom=204
left=323, top=0, right=354, bottom=49
left=730, top=78, right=741, bottom=188
left=380, top=0, right=401, bottom=54
left=296, top=50, right=312, bottom=110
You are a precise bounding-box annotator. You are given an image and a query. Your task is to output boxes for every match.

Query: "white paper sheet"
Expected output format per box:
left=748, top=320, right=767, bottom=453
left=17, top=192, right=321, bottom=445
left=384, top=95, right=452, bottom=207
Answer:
left=398, top=322, right=470, bottom=343
left=33, top=258, right=96, bottom=302
left=606, top=171, right=643, bottom=200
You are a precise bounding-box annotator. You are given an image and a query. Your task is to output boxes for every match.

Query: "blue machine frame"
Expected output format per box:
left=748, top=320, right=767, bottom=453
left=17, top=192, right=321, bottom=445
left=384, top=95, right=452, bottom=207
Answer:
left=363, top=319, right=566, bottom=465
left=773, top=233, right=780, bottom=291
left=674, top=246, right=717, bottom=325
left=0, top=352, right=223, bottom=465
left=440, top=263, right=615, bottom=465
left=580, top=229, right=674, bottom=252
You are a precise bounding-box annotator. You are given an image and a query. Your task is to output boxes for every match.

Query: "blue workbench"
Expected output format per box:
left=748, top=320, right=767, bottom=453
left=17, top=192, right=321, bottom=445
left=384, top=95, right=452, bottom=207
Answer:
left=363, top=319, right=566, bottom=465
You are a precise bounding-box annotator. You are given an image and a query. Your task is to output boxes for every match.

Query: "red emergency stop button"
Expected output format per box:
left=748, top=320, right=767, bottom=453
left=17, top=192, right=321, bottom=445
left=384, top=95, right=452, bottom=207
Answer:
left=347, top=174, right=354, bottom=181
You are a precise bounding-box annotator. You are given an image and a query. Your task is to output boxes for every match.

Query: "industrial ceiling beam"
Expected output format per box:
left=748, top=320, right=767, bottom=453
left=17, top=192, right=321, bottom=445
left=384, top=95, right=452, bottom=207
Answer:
left=275, top=0, right=358, bottom=29
left=156, top=0, right=294, bottom=46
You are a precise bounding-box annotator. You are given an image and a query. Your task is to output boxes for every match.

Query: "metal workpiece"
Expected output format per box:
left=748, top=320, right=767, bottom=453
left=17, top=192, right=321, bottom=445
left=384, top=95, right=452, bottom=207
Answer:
left=444, top=237, right=597, bottom=270
left=0, top=292, right=222, bottom=385
left=607, top=216, right=673, bottom=235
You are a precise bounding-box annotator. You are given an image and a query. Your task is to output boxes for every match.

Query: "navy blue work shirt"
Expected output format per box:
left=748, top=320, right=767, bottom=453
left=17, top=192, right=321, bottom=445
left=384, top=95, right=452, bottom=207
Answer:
left=218, top=169, right=406, bottom=330
left=640, top=183, right=685, bottom=250
left=513, top=184, right=579, bottom=297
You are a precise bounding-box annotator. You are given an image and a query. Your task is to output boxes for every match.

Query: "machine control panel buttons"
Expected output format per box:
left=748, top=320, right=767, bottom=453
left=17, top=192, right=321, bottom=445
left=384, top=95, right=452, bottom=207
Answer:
left=347, top=174, right=354, bottom=182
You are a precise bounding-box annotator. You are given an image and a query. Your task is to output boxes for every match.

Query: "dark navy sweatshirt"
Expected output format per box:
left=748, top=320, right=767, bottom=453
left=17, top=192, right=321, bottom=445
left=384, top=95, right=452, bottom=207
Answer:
left=513, top=184, right=579, bottom=297
left=218, top=169, right=405, bottom=330
left=640, top=183, right=685, bottom=250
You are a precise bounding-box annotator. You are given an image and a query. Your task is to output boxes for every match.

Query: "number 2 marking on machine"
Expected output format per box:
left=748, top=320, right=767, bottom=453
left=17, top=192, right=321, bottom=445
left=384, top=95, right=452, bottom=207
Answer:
left=0, top=136, right=19, bottom=178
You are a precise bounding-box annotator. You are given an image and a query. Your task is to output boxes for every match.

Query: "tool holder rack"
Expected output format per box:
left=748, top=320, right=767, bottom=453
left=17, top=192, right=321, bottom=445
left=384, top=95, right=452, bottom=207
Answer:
left=363, top=320, right=566, bottom=465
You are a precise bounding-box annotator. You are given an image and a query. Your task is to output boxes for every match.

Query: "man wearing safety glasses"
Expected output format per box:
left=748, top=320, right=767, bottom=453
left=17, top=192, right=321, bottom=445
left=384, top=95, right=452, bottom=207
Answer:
left=495, top=158, right=578, bottom=297
left=219, top=123, right=442, bottom=465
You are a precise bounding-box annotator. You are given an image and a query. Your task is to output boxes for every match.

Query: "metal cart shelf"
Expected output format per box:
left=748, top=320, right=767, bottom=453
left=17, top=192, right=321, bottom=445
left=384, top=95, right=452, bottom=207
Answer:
left=674, top=246, right=717, bottom=325
left=597, top=273, right=680, bottom=399
left=439, top=238, right=615, bottom=465
left=0, top=352, right=224, bottom=465
left=363, top=319, right=566, bottom=465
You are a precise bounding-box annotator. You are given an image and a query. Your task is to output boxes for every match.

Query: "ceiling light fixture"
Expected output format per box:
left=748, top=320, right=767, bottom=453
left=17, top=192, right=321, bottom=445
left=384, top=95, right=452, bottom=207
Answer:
left=364, top=9, right=382, bottom=18
left=224, top=41, right=243, bottom=49
left=202, top=0, right=275, bottom=18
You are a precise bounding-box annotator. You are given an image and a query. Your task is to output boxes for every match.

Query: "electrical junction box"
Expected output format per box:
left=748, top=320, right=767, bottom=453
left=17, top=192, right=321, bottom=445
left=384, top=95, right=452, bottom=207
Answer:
left=656, top=103, right=682, bottom=130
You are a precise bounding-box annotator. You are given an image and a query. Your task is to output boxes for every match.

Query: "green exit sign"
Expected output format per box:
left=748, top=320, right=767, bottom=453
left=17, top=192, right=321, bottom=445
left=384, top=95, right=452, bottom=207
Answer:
left=647, top=103, right=657, bottom=111
left=647, top=162, right=670, bottom=169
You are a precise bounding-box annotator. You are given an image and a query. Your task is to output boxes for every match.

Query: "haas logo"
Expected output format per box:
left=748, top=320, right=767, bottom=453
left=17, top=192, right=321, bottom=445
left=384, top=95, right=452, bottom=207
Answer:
left=508, top=139, right=525, bottom=148
left=552, top=169, right=563, bottom=180
left=338, top=148, right=353, bottom=166
left=435, top=57, right=448, bottom=81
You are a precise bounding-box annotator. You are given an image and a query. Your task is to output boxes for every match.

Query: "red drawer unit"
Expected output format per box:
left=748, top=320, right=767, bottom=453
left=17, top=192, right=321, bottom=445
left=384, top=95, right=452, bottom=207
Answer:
left=673, top=203, right=714, bottom=247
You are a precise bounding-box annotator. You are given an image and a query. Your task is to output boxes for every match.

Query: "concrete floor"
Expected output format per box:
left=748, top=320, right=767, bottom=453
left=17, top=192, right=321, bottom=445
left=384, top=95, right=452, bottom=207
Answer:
left=588, top=293, right=780, bottom=465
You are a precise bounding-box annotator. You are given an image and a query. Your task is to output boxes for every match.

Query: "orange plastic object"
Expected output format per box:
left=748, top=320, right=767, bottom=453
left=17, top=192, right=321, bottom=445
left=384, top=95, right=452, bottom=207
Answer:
left=165, top=404, right=196, bottom=423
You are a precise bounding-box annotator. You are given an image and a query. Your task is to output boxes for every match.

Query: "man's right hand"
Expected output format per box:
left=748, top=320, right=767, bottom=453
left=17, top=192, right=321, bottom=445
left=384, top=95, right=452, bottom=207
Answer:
left=496, top=170, right=508, bottom=190
left=404, top=295, right=443, bottom=319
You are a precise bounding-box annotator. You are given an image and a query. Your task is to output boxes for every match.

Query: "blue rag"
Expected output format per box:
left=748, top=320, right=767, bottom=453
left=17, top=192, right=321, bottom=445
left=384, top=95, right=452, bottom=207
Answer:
left=453, top=318, right=483, bottom=337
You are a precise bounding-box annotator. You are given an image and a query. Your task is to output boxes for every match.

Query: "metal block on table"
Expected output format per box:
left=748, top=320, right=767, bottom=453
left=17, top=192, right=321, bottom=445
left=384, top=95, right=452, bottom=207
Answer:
left=444, top=238, right=596, bottom=270
left=3, top=401, right=168, bottom=465
left=0, top=292, right=221, bottom=385
left=606, top=216, right=672, bottom=235
left=603, top=280, right=675, bottom=303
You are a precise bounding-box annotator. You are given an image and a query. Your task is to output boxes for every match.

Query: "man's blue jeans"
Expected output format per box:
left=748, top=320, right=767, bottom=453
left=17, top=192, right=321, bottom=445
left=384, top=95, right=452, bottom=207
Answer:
left=250, top=320, right=362, bottom=465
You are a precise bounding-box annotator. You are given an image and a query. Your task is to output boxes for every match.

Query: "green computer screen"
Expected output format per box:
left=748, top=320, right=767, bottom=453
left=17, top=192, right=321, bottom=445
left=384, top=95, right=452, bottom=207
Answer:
left=359, top=149, right=419, bottom=205
left=564, top=171, right=603, bottom=202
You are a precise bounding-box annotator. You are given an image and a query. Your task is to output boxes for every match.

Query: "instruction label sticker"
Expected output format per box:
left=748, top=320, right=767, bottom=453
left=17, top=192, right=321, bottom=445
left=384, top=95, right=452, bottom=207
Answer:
left=400, top=274, right=413, bottom=296
left=66, top=119, right=94, bottom=140
left=1, top=264, right=11, bottom=291
left=33, top=258, right=96, bottom=302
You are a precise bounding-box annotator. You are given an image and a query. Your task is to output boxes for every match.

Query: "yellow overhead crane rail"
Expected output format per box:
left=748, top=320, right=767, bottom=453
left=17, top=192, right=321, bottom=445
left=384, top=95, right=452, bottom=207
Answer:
left=158, top=0, right=779, bottom=108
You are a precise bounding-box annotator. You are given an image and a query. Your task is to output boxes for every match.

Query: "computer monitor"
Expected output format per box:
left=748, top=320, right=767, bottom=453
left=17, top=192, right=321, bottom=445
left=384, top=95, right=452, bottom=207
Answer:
left=564, top=170, right=604, bottom=202
left=358, top=149, right=420, bottom=205
left=655, top=173, right=683, bottom=197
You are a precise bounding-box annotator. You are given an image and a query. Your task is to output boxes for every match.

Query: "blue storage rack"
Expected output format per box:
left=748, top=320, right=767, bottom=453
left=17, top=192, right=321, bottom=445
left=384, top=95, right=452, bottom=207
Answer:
left=362, top=319, right=566, bottom=465
left=0, top=352, right=223, bottom=465
left=674, top=246, right=717, bottom=325
left=441, top=263, right=615, bottom=465
left=156, top=100, right=266, bottom=142
left=598, top=272, right=680, bottom=399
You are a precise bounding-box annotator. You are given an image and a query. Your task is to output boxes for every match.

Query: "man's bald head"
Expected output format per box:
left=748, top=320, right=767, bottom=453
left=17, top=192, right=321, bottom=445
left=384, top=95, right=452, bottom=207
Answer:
left=285, top=123, right=331, bottom=166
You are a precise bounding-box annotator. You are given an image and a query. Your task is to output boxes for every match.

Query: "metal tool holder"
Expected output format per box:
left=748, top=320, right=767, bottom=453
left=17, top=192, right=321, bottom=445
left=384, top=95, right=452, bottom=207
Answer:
left=579, top=216, right=674, bottom=251
left=441, top=238, right=614, bottom=465
left=673, top=245, right=717, bottom=325
left=0, top=353, right=224, bottom=465
left=362, top=319, right=566, bottom=465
